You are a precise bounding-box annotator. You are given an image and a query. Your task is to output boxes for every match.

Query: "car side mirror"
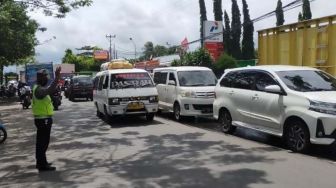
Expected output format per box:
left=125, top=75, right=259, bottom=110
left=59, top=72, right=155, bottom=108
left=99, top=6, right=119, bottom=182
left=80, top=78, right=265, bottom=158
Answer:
left=168, top=80, right=176, bottom=86
left=264, top=85, right=283, bottom=95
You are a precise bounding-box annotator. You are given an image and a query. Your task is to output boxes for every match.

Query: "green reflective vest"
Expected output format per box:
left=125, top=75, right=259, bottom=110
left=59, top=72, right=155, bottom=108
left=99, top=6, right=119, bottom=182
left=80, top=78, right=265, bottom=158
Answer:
left=32, top=85, right=54, bottom=118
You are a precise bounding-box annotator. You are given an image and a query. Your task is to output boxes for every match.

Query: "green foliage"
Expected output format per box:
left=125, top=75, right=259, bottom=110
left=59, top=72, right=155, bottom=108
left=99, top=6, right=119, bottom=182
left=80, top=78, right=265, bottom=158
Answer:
left=171, top=48, right=213, bottom=68
left=213, top=0, right=223, bottom=21
left=139, top=41, right=177, bottom=61
left=302, top=0, right=312, bottom=20
left=213, top=53, right=237, bottom=77
left=276, top=0, right=285, bottom=26
left=62, top=48, right=101, bottom=72
left=199, top=0, right=207, bottom=47
left=223, top=11, right=232, bottom=56
left=298, top=12, right=303, bottom=22
left=17, top=0, right=93, bottom=18
left=0, top=0, right=38, bottom=67
left=231, top=0, right=241, bottom=59
left=241, top=0, right=255, bottom=60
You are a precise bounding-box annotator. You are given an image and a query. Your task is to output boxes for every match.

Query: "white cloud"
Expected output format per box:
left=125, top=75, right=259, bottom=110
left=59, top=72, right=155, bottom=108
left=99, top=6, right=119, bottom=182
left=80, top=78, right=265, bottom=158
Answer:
left=29, top=0, right=336, bottom=63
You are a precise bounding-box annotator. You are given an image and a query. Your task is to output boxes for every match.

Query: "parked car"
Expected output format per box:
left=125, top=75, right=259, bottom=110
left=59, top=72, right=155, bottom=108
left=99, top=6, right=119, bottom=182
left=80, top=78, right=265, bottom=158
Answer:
left=213, top=65, right=336, bottom=153
left=153, top=66, right=217, bottom=121
left=68, top=75, right=93, bottom=101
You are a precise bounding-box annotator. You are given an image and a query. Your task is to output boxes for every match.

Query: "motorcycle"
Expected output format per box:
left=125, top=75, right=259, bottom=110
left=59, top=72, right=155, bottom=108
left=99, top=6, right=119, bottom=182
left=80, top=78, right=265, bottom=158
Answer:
left=20, top=86, right=32, bottom=109
left=0, top=123, right=7, bottom=144
left=5, top=84, right=16, bottom=98
left=52, top=86, right=62, bottom=110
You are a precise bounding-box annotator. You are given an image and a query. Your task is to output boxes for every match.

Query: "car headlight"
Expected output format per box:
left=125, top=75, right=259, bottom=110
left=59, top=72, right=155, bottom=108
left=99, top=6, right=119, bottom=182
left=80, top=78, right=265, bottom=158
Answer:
left=180, top=90, right=197, bottom=98
left=108, top=98, right=120, bottom=105
left=309, top=100, right=336, bottom=115
left=149, top=96, right=158, bottom=103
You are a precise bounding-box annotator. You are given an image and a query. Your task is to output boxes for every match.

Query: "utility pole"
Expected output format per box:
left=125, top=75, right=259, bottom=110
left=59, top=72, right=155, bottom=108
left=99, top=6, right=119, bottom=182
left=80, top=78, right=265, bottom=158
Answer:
left=129, top=37, right=137, bottom=60
left=106, top=34, right=116, bottom=61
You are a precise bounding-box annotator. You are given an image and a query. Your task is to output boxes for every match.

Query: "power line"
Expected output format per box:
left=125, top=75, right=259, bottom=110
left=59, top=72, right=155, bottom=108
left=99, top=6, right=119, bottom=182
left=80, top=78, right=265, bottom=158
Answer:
left=171, top=0, right=316, bottom=48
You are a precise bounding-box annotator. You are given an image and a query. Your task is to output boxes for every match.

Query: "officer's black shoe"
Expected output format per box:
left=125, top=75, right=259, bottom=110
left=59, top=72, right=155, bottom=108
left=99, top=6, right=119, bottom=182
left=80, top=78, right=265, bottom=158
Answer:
left=38, top=165, right=56, bottom=172
left=36, top=163, right=52, bottom=169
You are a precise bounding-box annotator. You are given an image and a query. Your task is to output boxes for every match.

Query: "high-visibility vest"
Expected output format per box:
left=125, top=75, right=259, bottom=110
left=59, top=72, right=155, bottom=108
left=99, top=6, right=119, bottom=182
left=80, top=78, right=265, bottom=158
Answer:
left=32, top=85, right=54, bottom=118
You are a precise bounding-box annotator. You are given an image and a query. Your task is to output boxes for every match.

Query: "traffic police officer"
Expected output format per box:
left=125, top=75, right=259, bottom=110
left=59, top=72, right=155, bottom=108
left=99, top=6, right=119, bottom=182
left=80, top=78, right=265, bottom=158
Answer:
left=32, top=67, right=61, bottom=172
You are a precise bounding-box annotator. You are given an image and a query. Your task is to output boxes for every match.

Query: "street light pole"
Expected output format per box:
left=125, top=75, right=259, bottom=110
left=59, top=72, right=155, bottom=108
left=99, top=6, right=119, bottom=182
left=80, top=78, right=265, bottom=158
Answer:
left=106, top=34, right=116, bottom=61
left=129, top=37, right=136, bottom=60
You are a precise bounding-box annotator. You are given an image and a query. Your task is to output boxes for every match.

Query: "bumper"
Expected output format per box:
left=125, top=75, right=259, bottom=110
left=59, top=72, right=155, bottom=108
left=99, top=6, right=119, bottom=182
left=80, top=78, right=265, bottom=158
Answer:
left=179, top=98, right=214, bottom=117
left=72, top=91, right=92, bottom=97
left=300, top=111, right=336, bottom=145
left=107, top=103, right=158, bottom=116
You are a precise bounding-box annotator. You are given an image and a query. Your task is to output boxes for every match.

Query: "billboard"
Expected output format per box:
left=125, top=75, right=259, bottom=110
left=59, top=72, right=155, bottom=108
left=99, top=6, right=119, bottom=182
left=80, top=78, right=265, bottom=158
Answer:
left=205, top=42, right=224, bottom=62
left=26, top=63, right=54, bottom=87
left=93, top=50, right=109, bottom=60
left=203, top=21, right=223, bottom=43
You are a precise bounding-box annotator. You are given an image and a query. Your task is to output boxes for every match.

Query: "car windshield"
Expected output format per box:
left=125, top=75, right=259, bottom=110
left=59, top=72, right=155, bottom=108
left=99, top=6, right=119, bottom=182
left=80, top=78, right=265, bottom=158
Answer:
left=110, top=73, right=154, bottom=89
left=276, top=70, right=336, bottom=92
left=73, top=77, right=92, bottom=86
left=177, top=71, right=217, bottom=87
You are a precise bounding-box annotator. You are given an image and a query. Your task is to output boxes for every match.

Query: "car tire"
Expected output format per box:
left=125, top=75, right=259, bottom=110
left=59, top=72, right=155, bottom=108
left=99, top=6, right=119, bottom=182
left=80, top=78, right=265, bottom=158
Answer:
left=284, top=119, right=311, bottom=153
left=173, top=103, right=184, bottom=121
left=146, top=113, right=155, bottom=121
left=104, top=106, right=113, bottom=123
left=0, top=127, right=7, bottom=144
left=219, top=109, right=236, bottom=134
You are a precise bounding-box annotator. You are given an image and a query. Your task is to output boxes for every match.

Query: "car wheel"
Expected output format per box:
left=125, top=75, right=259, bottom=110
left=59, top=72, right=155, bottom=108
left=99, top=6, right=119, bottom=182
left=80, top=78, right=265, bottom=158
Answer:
left=146, top=113, right=155, bottom=121
left=219, top=109, right=236, bottom=134
left=173, top=103, right=183, bottom=121
left=0, top=127, right=7, bottom=144
left=104, top=106, right=113, bottom=123
left=284, top=119, right=311, bottom=153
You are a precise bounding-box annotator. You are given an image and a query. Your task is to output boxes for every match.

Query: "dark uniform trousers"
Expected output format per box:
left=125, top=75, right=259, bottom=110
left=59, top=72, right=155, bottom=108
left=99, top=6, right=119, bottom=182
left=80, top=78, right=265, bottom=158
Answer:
left=35, top=118, right=53, bottom=167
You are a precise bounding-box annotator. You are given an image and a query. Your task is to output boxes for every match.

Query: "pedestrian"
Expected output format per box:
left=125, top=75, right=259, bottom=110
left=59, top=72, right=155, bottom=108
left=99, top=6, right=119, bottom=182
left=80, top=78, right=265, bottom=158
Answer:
left=32, top=67, right=61, bottom=172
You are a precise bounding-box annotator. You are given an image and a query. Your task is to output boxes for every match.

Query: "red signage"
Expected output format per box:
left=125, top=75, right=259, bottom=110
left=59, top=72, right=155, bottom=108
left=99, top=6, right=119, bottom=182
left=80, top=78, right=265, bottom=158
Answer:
left=204, top=42, right=224, bottom=62
left=94, top=50, right=109, bottom=60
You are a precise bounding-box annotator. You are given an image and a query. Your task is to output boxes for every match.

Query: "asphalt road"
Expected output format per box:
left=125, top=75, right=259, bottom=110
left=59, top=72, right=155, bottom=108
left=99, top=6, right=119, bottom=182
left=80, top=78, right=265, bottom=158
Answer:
left=0, top=99, right=336, bottom=188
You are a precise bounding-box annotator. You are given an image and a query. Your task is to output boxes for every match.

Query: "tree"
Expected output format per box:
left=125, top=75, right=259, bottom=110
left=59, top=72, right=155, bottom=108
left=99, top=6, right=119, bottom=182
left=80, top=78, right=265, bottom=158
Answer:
left=302, top=0, right=312, bottom=20
left=298, top=12, right=303, bottom=22
left=231, top=0, right=241, bottom=59
left=0, top=0, right=38, bottom=83
left=276, top=0, right=285, bottom=26
left=223, top=11, right=232, bottom=55
left=16, top=0, right=93, bottom=18
left=213, top=53, right=237, bottom=77
left=241, top=0, right=255, bottom=60
left=213, top=0, right=223, bottom=21
left=154, top=45, right=168, bottom=57
left=171, top=48, right=213, bottom=68
left=199, top=0, right=207, bottom=48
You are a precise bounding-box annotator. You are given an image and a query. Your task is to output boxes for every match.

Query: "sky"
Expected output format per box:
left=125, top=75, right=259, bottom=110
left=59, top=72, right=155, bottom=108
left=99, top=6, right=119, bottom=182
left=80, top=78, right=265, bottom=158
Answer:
left=4, top=0, right=336, bottom=72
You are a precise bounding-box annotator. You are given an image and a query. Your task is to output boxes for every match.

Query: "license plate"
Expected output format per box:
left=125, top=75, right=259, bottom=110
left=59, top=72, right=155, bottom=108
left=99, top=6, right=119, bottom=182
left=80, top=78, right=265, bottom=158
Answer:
left=127, top=102, right=144, bottom=110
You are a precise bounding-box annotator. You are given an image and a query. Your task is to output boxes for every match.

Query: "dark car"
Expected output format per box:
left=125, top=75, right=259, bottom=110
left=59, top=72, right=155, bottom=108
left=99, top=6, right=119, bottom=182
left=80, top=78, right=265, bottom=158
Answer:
left=68, top=76, right=93, bottom=101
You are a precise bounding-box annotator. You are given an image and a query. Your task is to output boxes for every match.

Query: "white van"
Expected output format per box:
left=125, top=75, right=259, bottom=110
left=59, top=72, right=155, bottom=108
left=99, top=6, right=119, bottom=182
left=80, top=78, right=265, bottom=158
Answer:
left=153, top=66, right=217, bottom=121
left=93, top=68, right=159, bottom=122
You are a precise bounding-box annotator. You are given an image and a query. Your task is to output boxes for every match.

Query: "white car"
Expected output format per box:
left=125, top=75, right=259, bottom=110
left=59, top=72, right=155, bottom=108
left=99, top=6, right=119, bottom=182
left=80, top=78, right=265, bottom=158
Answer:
left=93, top=68, right=159, bottom=122
left=153, top=66, right=217, bottom=121
left=213, top=65, right=336, bottom=152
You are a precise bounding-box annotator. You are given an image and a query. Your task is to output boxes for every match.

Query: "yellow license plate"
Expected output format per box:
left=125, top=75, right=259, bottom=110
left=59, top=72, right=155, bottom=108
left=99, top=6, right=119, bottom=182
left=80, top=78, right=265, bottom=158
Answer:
left=127, top=102, right=144, bottom=110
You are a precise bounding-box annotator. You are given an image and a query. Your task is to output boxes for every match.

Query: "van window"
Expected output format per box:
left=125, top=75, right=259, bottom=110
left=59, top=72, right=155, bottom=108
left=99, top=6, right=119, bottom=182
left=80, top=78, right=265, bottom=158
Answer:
left=232, top=71, right=255, bottom=90
left=154, top=72, right=168, bottom=84
left=177, top=71, right=217, bottom=87
left=255, top=72, right=278, bottom=91
left=110, top=73, right=154, bottom=89
left=93, top=77, right=99, bottom=90
left=169, top=72, right=176, bottom=82
left=103, top=75, right=109, bottom=89
left=98, top=75, right=104, bottom=91
left=220, top=72, right=237, bottom=87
